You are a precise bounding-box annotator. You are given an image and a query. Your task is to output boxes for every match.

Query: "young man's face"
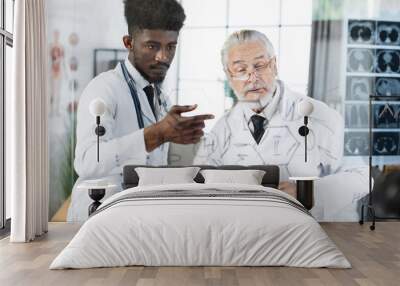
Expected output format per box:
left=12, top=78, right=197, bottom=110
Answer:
left=124, top=29, right=178, bottom=83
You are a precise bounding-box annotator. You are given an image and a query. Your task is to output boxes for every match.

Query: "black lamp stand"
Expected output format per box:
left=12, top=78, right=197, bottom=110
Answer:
left=296, top=180, right=314, bottom=210
left=298, top=116, right=310, bottom=162
left=95, top=115, right=106, bottom=162
left=88, top=188, right=106, bottom=216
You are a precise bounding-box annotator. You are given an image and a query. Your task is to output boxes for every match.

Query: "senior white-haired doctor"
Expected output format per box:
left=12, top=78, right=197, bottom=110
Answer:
left=193, top=30, right=369, bottom=221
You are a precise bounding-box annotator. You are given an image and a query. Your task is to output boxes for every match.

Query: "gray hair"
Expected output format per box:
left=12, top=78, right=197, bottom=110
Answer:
left=221, top=30, right=276, bottom=72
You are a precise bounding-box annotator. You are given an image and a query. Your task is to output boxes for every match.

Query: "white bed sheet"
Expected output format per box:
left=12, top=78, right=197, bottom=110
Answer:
left=51, top=183, right=350, bottom=269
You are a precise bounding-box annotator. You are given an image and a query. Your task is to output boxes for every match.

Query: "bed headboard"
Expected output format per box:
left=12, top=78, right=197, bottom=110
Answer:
left=122, top=165, right=280, bottom=189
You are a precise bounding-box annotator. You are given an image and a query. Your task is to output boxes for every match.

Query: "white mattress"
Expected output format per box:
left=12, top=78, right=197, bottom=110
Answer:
left=50, top=183, right=351, bottom=269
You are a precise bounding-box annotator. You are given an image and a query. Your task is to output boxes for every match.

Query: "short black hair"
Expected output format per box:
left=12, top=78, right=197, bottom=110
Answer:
left=124, top=0, right=186, bottom=35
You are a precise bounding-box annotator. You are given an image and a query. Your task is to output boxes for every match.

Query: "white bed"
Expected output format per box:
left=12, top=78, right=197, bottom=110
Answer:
left=50, top=183, right=351, bottom=269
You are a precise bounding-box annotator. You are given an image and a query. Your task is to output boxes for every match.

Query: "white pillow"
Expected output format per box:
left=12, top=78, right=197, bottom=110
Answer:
left=200, top=169, right=266, bottom=185
left=135, top=167, right=201, bottom=186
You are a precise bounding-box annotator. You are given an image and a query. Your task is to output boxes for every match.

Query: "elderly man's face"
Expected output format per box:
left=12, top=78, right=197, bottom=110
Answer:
left=227, top=41, right=277, bottom=101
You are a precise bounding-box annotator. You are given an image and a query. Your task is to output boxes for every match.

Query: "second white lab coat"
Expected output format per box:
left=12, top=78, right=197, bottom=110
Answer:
left=194, top=81, right=369, bottom=221
left=193, top=81, right=344, bottom=180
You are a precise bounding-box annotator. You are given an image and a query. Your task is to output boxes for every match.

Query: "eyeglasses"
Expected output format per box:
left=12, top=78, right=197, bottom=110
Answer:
left=229, top=57, right=275, bottom=81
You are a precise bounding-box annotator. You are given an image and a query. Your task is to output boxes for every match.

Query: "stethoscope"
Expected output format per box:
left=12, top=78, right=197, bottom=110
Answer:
left=120, top=61, right=168, bottom=129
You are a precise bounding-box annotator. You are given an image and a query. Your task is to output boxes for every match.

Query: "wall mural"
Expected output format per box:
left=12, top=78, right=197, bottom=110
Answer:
left=49, top=1, right=400, bottom=224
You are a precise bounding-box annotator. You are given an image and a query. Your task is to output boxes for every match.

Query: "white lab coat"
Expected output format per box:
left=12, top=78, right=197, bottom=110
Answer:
left=194, top=81, right=369, bottom=221
left=194, top=81, right=344, bottom=178
left=67, top=59, right=171, bottom=222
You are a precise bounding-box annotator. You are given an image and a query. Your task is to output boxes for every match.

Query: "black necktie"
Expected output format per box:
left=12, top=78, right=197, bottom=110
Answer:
left=251, top=114, right=266, bottom=144
left=143, top=85, right=156, bottom=117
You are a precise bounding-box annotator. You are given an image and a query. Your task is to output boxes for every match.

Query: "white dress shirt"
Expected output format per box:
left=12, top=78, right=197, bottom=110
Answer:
left=241, top=85, right=281, bottom=134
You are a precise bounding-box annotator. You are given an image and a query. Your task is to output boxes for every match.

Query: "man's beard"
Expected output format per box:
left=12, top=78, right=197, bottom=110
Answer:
left=233, top=79, right=276, bottom=102
left=135, top=61, right=170, bottom=84
left=149, top=62, right=170, bottom=83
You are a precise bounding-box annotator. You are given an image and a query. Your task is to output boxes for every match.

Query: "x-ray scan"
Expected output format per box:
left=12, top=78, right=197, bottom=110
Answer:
left=348, top=20, right=375, bottom=45
left=376, top=78, right=400, bottom=97
left=377, top=21, right=400, bottom=46
left=347, top=49, right=375, bottom=73
left=346, top=77, right=374, bottom=100
left=345, top=104, right=369, bottom=128
left=373, top=132, right=399, bottom=156
left=344, top=132, right=369, bottom=156
left=376, top=50, right=400, bottom=73
left=374, top=104, right=399, bottom=128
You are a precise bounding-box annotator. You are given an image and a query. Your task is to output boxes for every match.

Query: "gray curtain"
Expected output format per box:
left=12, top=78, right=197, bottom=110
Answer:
left=308, top=19, right=344, bottom=113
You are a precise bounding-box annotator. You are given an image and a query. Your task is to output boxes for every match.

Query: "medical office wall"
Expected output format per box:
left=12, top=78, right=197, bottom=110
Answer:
left=46, top=0, right=312, bottom=221
left=309, top=0, right=400, bottom=167
left=309, top=0, right=400, bottom=220
left=46, top=0, right=399, bottom=222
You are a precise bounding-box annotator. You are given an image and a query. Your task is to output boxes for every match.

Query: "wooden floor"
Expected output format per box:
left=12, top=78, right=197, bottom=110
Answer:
left=0, top=222, right=399, bottom=286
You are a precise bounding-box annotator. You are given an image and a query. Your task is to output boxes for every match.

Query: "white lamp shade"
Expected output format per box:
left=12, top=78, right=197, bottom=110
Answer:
left=297, top=100, right=314, bottom=117
left=89, top=98, right=106, bottom=116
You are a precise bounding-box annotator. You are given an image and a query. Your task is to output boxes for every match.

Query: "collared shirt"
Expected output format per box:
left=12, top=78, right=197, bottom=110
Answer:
left=123, top=59, right=162, bottom=121
left=240, top=82, right=281, bottom=134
